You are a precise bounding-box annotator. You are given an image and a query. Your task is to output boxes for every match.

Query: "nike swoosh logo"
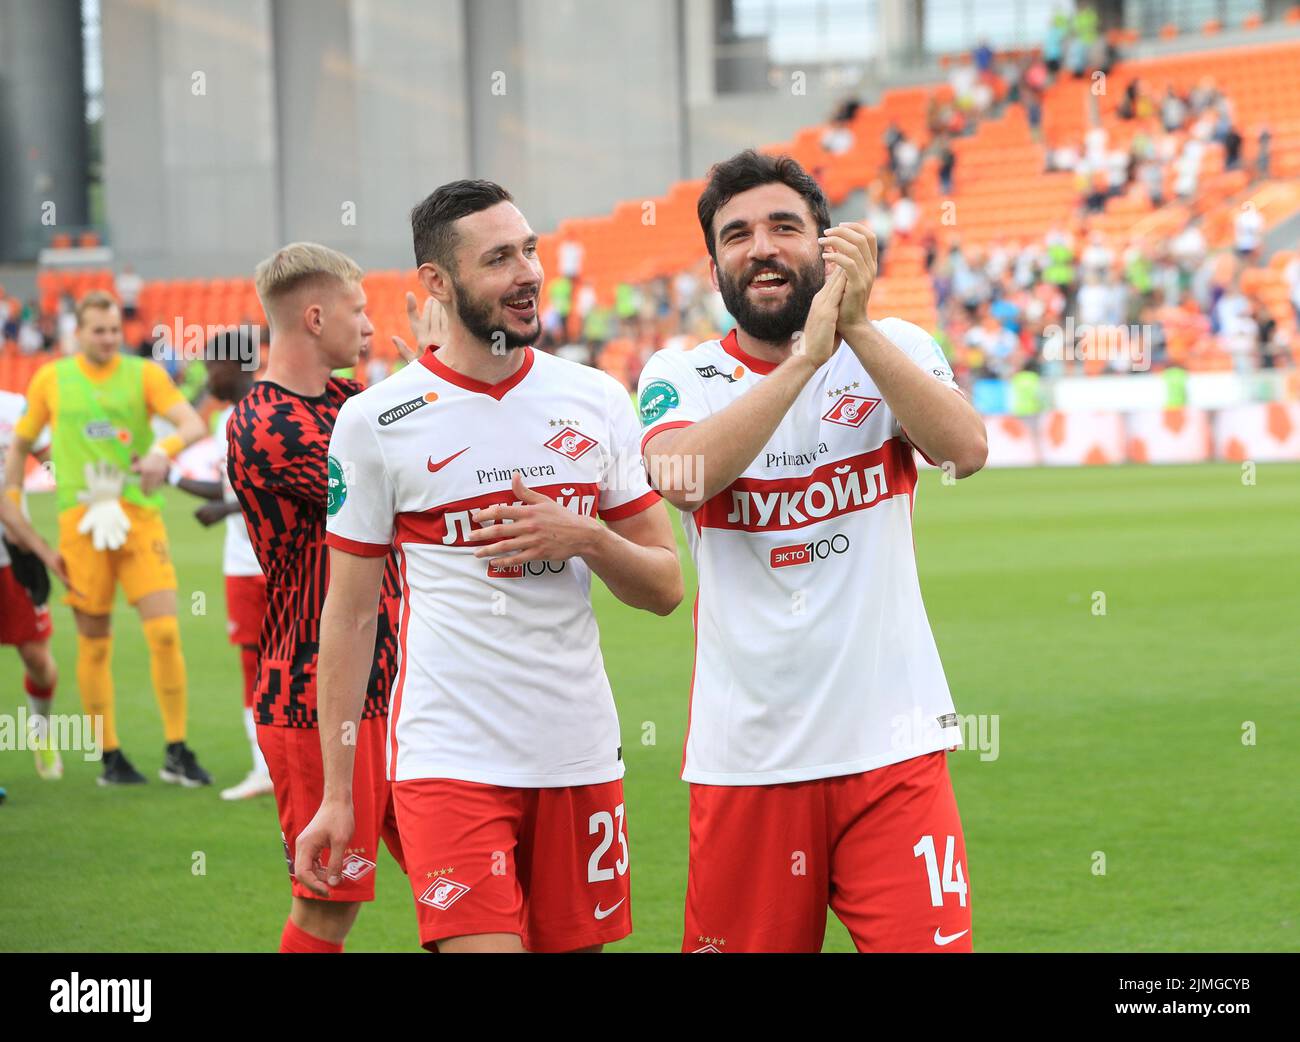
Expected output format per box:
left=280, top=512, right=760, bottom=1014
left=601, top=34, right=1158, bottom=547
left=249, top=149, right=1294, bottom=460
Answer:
left=594, top=897, right=626, bottom=921
left=933, top=927, right=969, bottom=947
left=427, top=447, right=470, bottom=473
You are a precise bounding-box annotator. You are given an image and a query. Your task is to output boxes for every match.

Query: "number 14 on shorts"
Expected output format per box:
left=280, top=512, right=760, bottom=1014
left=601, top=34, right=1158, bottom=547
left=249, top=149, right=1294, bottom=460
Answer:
left=914, top=834, right=968, bottom=907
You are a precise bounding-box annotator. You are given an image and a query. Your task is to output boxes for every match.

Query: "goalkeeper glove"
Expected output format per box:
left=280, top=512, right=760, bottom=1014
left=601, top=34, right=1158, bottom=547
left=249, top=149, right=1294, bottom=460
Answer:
left=76, top=461, right=132, bottom=552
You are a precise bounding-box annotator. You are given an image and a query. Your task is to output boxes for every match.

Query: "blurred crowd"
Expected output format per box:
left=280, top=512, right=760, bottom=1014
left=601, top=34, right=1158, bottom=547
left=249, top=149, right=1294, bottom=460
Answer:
left=929, top=227, right=1298, bottom=382
left=5, top=6, right=1296, bottom=397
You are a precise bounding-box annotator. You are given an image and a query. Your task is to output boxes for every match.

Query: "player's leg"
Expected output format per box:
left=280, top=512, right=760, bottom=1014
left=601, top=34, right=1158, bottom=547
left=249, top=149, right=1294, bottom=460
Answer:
left=221, top=644, right=272, bottom=799
left=437, top=933, right=525, bottom=953
left=59, top=510, right=137, bottom=783
left=282, top=896, right=361, bottom=952
left=682, top=780, right=830, bottom=953
left=221, top=575, right=271, bottom=799
left=265, top=715, right=389, bottom=952
left=72, top=606, right=144, bottom=785
left=117, top=503, right=202, bottom=773
left=391, top=777, right=528, bottom=953
left=17, top=637, right=60, bottom=779
left=1, top=559, right=60, bottom=778
left=827, top=751, right=973, bottom=953
left=517, top=780, right=631, bottom=954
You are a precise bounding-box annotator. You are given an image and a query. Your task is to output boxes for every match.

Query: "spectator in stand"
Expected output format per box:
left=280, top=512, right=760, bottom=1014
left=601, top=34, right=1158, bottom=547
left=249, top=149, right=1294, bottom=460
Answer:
left=1118, top=78, right=1140, bottom=121
left=1223, top=123, right=1243, bottom=171
left=883, top=121, right=903, bottom=175
left=864, top=180, right=893, bottom=272
left=1285, top=254, right=1300, bottom=326
left=1173, top=136, right=1205, bottom=201
left=1079, top=231, right=1114, bottom=281
left=892, top=133, right=921, bottom=187
left=1253, top=301, right=1282, bottom=369
left=1044, top=9, right=1068, bottom=76
left=937, top=134, right=956, bottom=196
left=17, top=307, right=44, bottom=355
left=1077, top=271, right=1119, bottom=328
left=891, top=185, right=918, bottom=240
left=1234, top=204, right=1264, bottom=261
left=1215, top=281, right=1256, bottom=374
left=56, top=292, right=78, bottom=353
left=1138, top=158, right=1164, bottom=207
left=822, top=95, right=861, bottom=155
left=116, top=265, right=143, bottom=319
left=1160, top=87, right=1188, bottom=133
left=558, top=237, right=584, bottom=280
left=1256, top=127, right=1272, bottom=180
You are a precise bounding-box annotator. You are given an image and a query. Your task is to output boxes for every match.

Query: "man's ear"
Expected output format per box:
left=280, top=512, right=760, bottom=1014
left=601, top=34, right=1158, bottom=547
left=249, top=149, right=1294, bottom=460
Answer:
left=303, top=302, right=324, bottom=336
left=418, top=263, right=453, bottom=308
left=708, top=258, right=719, bottom=292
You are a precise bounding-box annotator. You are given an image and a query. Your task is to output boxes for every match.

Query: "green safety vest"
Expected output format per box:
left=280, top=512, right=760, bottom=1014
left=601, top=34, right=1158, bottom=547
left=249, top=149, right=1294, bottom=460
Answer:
left=1010, top=370, right=1042, bottom=416
left=1044, top=243, right=1075, bottom=286
left=615, top=284, right=637, bottom=319
left=1162, top=366, right=1187, bottom=408
left=550, top=277, right=573, bottom=315
left=53, top=355, right=162, bottom=513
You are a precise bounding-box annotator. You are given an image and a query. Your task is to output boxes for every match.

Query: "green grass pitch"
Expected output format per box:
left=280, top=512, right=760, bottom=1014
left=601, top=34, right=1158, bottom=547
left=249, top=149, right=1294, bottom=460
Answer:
left=2, top=462, right=1296, bottom=952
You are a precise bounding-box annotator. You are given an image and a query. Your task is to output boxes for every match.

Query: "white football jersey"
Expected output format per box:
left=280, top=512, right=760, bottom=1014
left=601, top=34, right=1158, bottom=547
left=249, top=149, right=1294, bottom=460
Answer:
left=326, top=347, right=659, bottom=787
left=0, top=389, right=47, bottom=569
left=217, top=405, right=262, bottom=578
left=638, top=321, right=964, bottom=785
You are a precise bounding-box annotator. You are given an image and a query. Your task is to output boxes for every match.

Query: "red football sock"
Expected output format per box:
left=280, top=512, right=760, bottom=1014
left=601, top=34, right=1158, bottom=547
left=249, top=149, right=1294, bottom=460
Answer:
left=279, top=917, right=344, bottom=954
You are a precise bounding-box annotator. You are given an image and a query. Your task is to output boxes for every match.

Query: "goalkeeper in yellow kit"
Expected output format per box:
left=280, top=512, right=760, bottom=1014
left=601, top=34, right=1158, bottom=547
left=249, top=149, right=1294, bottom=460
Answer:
left=2, top=291, right=212, bottom=786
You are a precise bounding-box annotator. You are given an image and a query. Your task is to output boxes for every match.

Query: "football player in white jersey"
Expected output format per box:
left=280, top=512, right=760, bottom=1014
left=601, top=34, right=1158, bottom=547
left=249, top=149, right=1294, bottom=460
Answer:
left=171, top=331, right=273, bottom=800
left=0, top=390, right=61, bottom=779
left=638, top=150, right=988, bottom=952
left=296, top=180, right=683, bottom=953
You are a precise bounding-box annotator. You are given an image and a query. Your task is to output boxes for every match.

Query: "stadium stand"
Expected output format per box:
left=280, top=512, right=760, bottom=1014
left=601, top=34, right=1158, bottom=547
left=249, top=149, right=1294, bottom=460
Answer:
left=3, top=27, right=1299, bottom=397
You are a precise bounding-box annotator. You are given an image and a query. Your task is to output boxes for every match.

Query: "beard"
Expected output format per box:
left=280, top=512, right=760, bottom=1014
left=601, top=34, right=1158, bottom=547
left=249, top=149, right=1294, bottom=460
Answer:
left=452, top=275, right=538, bottom=351
left=717, top=257, right=824, bottom=344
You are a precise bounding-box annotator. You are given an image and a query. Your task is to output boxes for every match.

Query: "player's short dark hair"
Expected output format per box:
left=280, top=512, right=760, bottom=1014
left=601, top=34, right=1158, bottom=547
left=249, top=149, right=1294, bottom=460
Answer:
left=410, top=180, right=515, bottom=271
left=697, top=150, right=830, bottom=262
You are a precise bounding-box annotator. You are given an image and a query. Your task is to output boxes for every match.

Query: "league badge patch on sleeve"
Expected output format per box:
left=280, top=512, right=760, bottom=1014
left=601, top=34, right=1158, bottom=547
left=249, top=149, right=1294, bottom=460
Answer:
left=639, top=380, right=679, bottom=426
left=327, top=454, right=347, bottom=515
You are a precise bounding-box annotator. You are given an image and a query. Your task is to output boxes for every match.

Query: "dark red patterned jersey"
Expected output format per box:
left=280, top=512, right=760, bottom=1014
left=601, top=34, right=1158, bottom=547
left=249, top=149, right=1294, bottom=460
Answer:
left=227, top=377, right=400, bottom=728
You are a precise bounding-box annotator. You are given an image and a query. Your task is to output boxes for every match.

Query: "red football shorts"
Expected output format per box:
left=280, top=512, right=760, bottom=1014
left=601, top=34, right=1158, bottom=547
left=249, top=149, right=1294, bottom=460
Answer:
left=224, top=573, right=267, bottom=647
left=683, top=750, right=972, bottom=953
left=258, top=714, right=405, bottom=902
left=0, top=565, right=53, bottom=646
left=393, top=777, right=632, bottom=952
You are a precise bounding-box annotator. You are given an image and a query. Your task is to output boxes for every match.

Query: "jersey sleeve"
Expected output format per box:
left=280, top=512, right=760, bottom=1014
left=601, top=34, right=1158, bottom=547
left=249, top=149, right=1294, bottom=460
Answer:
left=228, top=398, right=329, bottom=505
left=597, top=374, right=660, bottom=522
left=142, top=360, right=187, bottom=416
left=324, top=396, right=396, bottom=557
left=874, top=318, right=963, bottom=464
left=636, top=349, right=711, bottom=455
left=13, top=364, right=55, bottom=442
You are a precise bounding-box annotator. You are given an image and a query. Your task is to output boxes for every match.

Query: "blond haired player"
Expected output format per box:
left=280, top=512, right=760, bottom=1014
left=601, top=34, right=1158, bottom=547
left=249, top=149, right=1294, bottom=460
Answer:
left=3, top=291, right=211, bottom=786
left=226, top=243, right=407, bottom=954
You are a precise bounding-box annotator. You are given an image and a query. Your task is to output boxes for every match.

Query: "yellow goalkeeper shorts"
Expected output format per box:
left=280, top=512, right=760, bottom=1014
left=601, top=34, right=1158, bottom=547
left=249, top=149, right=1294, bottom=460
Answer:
left=58, top=502, right=178, bottom=616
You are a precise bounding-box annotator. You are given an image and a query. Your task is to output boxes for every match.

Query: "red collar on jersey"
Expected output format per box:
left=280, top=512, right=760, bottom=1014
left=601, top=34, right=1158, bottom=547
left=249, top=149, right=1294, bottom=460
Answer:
left=720, top=329, right=779, bottom=375
left=419, top=345, right=535, bottom=400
